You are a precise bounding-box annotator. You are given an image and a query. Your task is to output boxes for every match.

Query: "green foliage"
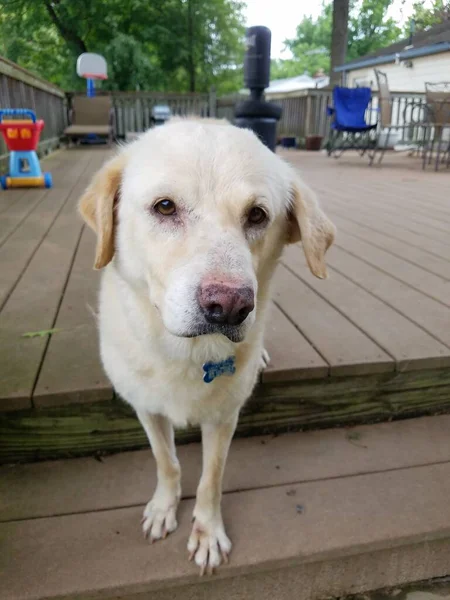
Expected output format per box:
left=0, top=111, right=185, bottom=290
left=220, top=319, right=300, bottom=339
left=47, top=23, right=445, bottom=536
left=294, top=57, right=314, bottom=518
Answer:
left=282, top=2, right=332, bottom=76
left=0, top=3, right=76, bottom=89
left=275, top=0, right=402, bottom=80
left=0, top=0, right=245, bottom=93
left=102, top=34, right=161, bottom=91
left=347, top=0, right=401, bottom=60
left=270, top=59, right=309, bottom=81
left=405, top=0, right=450, bottom=32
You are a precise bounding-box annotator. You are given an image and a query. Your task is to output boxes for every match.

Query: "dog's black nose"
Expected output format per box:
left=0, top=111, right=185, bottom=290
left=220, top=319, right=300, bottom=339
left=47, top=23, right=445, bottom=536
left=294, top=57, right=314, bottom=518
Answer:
left=198, top=283, right=255, bottom=326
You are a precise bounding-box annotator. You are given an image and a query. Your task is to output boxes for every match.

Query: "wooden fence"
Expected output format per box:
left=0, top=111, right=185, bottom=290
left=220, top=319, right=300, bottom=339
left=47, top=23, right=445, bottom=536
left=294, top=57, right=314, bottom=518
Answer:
left=0, top=57, right=67, bottom=173
left=216, top=91, right=333, bottom=138
left=67, top=90, right=215, bottom=138
left=216, top=94, right=241, bottom=122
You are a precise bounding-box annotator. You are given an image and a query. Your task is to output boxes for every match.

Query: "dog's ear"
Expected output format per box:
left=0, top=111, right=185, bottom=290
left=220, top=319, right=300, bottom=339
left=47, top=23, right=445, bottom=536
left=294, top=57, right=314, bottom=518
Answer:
left=78, top=153, right=126, bottom=270
left=286, top=179, right=336, bottom=279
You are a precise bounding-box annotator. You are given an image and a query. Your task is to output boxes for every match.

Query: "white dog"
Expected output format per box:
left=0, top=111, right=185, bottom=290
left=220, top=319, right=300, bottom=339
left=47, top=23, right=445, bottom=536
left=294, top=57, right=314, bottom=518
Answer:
left=79, top=118, right=335, bottom=575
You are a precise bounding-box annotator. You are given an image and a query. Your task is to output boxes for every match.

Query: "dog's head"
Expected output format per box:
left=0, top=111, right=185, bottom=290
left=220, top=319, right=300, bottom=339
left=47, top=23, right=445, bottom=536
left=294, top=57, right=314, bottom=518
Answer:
left=79, top=119, right=335, bottom=343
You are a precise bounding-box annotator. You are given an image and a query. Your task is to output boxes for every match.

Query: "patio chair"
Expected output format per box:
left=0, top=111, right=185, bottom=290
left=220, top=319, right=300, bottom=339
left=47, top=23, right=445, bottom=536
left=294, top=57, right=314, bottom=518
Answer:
left=369, top=70, right=426, bottom=165
left=64, top=96, right=114, bottom=145
left=325, top=86, right=377, bottom=158
left=369, top=70, right=393, bottom=165
left=423, top=82, right=450, bottom=170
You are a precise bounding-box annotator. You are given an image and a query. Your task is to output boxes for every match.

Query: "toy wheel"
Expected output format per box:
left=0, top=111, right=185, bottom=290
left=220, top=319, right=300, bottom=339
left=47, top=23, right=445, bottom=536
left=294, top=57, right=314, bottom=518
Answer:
left=44, top=173, right=53, bottom=188
left=0, top=175, right=7, bottom=190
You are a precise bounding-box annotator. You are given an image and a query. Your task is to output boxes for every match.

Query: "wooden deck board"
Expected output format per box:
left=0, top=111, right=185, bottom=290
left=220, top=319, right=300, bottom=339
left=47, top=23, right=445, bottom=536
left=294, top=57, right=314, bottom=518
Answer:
left=325, top=198, right=450, bottom=263
left=262, top=303, right=329, bottom=382
left=0, top=149, right=109, bottom=410
left=352, top=190, right=450, bottom=232
left=328, top=213, right=450, bottom=280
left=0, top=152, right=67, bottom=245
left=3, top=421, right=450, bottom=599
left=325, top=177, right=450, bottom=221
left=0, top=147, right=449, bottom=423
left=365, top=181, right=450, bottom=212
left=294, top=159, right=450, bottom=249
left=327, top=246, right=450, bottom=354
left=0, top=188, right=49, bottom=247
left=273, top=265, right=393, bottom=376
left=0, top=188, right=28, bottom=215
left=0, top=152, right=92, bottom=310
left=283, top=246, right=450, bottom=371
left=318, top=186, right=450, bottom=249
left=3, top=414, right=450, bottom=521
left=33, top=226, right=113, bottom=407
left=333, top=230, right=450, bottom=307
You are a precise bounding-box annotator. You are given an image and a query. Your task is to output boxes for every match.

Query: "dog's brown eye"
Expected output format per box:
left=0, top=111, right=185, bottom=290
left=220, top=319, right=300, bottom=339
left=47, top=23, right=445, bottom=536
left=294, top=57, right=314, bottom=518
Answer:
left=248, top=206, right=267, bottom=225
left=154, top=199, right=176, bottom=216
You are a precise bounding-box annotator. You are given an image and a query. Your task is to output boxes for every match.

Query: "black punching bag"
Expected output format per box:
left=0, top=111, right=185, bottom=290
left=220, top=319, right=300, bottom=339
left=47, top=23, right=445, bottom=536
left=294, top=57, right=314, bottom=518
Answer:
left=234, top=26, right=282, bottom=152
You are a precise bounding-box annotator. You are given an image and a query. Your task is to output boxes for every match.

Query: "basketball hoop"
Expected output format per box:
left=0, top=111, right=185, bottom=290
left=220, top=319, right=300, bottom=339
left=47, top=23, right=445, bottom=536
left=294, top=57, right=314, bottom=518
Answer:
left=76, top=53, right=108, bottom=97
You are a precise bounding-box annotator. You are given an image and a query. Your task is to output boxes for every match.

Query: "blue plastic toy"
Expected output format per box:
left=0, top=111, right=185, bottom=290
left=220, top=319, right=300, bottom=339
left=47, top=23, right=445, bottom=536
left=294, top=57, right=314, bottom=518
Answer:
left=0, top=109, right=52, bottom=189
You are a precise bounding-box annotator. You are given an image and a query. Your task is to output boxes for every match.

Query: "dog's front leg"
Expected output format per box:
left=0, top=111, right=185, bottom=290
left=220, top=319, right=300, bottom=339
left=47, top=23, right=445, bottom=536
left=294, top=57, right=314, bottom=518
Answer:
left=188, top=413, right=238, bottom=575
left=137, top=412, right=181, bottom=543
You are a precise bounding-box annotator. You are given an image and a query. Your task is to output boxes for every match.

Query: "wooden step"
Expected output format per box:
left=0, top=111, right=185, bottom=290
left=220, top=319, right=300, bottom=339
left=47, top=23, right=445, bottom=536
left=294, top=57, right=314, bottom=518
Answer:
left=2, top=415, right=450, bottom=600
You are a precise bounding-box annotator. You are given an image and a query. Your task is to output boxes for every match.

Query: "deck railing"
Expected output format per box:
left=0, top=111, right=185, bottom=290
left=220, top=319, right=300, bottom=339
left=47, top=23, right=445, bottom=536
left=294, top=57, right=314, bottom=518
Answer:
left=0, top=57, right=67, bottom=172
left=0, top=52, right=429, bottom=162
left=217, top=89, right=428, bottom=144
left=66, top=89, right=216, bottom=138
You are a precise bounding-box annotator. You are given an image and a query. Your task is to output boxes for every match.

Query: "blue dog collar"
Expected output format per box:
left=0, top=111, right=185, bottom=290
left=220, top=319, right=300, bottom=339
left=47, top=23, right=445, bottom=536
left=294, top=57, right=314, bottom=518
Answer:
left=203, top=356, right=236, bottom=383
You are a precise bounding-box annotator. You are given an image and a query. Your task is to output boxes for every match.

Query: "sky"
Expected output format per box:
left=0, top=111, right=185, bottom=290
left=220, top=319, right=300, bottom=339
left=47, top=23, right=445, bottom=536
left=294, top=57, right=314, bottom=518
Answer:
left=243, top=0, right=424, bottom=59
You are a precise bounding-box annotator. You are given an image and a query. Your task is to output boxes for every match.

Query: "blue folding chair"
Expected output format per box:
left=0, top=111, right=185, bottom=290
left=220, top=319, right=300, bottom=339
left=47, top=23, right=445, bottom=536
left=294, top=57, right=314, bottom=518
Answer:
left=325, top=87, right=378, bottom=158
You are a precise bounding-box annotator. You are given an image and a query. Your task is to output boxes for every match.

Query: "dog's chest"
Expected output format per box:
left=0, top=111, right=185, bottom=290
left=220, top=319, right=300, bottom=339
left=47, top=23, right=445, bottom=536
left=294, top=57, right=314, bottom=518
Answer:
left=99, top=271, right=261, bottom=427
left=102, top=328, right=259, bottom=426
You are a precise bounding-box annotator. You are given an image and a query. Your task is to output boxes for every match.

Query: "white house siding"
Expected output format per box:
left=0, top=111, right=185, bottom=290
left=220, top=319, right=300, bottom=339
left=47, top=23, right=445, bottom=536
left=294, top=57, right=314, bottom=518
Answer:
left=346, top=51, right=450, bottom=93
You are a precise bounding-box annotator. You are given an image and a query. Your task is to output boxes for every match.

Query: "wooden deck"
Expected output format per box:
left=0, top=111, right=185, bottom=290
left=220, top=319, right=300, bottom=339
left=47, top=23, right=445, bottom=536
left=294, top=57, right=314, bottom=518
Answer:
left=1, top=147, right=450, bottom=462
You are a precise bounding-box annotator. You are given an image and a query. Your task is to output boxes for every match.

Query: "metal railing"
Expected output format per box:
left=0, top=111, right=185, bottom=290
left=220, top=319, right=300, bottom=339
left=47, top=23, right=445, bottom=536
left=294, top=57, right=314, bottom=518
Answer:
left=274, top=90, right=427, bottom=141
left=217, top=89, right=428, bottom=144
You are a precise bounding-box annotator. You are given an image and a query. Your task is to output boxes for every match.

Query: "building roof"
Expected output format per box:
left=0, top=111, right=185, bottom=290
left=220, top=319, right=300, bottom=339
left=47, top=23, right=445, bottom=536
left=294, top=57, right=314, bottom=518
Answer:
left=264, top=73, right=330, bottom=95
left=336, top=20, right=450, bottom=72
left=239, top=73, right=330, bottom=96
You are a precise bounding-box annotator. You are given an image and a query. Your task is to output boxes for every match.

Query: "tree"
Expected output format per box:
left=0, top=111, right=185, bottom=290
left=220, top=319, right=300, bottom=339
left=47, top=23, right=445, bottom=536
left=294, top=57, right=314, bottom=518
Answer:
left=330, top=0, right=349, bottom=86
left=278, top=0, right=402, bottom=81
left=174, top=0, right=246, bottom=92
left=42, top=0, right=87, bottom=56
left=406, top=0, right=450, bottom=31
left=0, top=0, right=245, bottom=93
left=103, top=34, right=161, bottom=92
left=347, top=0, right=401, bottom=60
left=0, top=0, right=165, bottom=90
left=270, top=60, right=311, bottom=81
left=282, top=2, right=333, bottom=77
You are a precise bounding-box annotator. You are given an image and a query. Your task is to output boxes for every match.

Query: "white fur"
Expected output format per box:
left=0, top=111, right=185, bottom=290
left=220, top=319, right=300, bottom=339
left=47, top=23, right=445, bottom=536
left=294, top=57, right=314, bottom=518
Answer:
left=79, top=118, right=335, bottom=575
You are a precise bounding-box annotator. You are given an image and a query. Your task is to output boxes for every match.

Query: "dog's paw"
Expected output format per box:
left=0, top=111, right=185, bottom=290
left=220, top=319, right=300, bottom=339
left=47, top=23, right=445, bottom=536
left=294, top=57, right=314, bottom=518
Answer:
left=259, top=348, right=271, bottom=370
left=187, top=517, right=232, bottom=575
left=142, top=494, right=179, bottom=543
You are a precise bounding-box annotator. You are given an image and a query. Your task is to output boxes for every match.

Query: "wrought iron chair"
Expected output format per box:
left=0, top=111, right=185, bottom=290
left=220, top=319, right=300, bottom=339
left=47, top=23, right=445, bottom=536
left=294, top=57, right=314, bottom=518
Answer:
left=369, top=70, right=426, bottom=166
left=423, top=82, right=450, bottom=170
